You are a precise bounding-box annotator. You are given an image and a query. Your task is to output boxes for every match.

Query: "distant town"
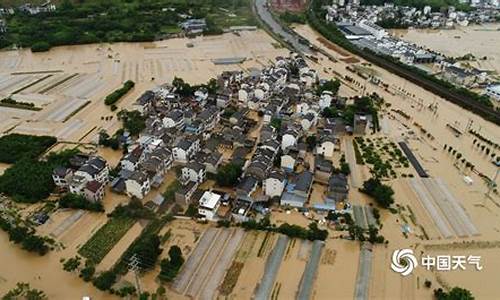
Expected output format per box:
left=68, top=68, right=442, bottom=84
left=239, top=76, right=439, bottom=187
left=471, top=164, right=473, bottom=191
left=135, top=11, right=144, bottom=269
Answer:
left=0, top=0, right=499, bottom=299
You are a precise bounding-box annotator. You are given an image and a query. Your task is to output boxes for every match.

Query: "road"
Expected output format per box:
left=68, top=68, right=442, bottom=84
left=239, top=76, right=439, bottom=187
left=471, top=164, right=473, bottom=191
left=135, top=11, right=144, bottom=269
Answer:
left=254, top=0, right=311, bottom=54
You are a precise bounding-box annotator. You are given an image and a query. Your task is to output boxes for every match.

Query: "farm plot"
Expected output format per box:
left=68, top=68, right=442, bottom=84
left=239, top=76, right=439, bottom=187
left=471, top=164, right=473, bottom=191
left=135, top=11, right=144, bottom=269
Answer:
left=173, top=227, right=245, bottom=299
left=354, top=242, right=373, bottom=300
left=272, top=238, right=312, bottom=300
left=219, top=231, right=262, bottom=297
left=409, top=178, right=479, bottom=238
left=60, top=73, right=108, bottom=99
left=345, top=138, right=362, bottom=188
left=298, top=240, right=324, bottom=300
left=409, top=178, right=453, bottom=238
left=10, top=93, right=56, bottom=107
left=254, top=235, right=289, bottom=300
left=78, top=217, right=135, bottom=264
left=37, top=97, right=88, bottom=122
left=23, top=73, right=78, bottom=94
left=0, top=74, right=42, bottom=96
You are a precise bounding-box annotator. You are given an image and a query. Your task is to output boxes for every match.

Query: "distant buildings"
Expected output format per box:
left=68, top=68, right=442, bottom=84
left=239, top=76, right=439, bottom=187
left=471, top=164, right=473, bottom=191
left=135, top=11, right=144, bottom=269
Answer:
left=486, top=85, right=500, bottom=101
left=180, top=18, right=207, bottom=34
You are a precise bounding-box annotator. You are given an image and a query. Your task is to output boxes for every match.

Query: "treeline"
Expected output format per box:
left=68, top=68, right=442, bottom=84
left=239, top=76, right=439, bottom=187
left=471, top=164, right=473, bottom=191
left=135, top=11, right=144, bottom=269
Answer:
left=0, top=0, right=256, bottom=51
left=0, top=215, right=52, bottom=255
left=104, top=80, right=135, bottom=107
left=279, top=12, right=307, bottom=25
left=0, top=146, right=79, bottom=203
left=307, top=0, right=500, bottom=125
left=0, top=134, right=56, bottom=164
left=237, top=217, right=328, bottom=241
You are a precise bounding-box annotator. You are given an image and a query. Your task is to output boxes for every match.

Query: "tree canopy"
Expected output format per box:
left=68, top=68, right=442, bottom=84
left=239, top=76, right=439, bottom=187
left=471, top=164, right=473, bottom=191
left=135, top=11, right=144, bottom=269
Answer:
left=360, top=178, right=395, bottom=208
left=0, top=134, right=56, bottom=164
left=216, top=163, right=243, bottom=187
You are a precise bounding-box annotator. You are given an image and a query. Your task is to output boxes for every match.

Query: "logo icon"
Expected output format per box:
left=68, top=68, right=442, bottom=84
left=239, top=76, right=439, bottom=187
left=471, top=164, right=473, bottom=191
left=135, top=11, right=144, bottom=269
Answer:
left=391, top=249, right=418, bottom=276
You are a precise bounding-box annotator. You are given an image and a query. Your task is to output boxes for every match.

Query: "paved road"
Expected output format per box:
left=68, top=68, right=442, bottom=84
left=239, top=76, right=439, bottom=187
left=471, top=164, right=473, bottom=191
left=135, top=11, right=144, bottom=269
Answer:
left=254, top=0, right=311, bottom=55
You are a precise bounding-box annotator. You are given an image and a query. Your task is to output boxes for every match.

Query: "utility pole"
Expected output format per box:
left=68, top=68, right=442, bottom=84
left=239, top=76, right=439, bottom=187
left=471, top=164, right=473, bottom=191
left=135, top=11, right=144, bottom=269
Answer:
left=128, top=254, right=142, bottom=295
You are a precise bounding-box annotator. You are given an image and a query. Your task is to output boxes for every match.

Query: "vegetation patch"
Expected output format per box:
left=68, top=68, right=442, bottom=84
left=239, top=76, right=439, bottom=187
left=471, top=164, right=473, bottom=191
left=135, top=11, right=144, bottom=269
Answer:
left=219, top=261, right=244, bottom=295
left=0, top=98, right=42, bottom=111
left=0, top=215, right=53, bottom=255
left=78, top=217, right=136, bottom=264
left=0, top=149, right=79, bottom=203
left=104, top=80, right=135, bottom=106
left=59, top=193, right=104, bottom=212
left=0, top=134, right=56, bottom=164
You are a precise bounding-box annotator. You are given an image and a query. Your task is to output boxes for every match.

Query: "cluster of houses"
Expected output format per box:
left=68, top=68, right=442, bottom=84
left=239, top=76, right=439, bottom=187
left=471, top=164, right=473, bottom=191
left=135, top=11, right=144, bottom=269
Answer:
left=324, top=5, right=499, bottom=93
left=52, top=154, right=109, bottom=203
left=327, top=0, right=499, bottom=29
left=0, top=2, right=56, bottom=16
left=52, top=54, right=365, bottom=222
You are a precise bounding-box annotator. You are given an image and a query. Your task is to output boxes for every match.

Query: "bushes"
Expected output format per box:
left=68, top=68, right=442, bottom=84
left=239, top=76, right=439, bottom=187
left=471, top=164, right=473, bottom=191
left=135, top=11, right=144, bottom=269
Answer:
left=108, top=198, right=155, bottom=220
left=434, top=287, right=474, bottom=300
left=59, top=193, right=104, bottom=212
left=158, top=246, right=184, bottom=282
left=240, top=217, right=328, bottom=241
left=0, top=134, right=56, bottom=164
left=104, top=80, right=135, bottom=106
left=31, top=41, right=51, bottom=52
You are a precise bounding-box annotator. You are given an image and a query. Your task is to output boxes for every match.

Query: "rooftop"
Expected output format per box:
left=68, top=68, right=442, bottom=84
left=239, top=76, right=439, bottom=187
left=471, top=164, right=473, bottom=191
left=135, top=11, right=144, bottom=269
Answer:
left=199, top=191, right=221, bottom=210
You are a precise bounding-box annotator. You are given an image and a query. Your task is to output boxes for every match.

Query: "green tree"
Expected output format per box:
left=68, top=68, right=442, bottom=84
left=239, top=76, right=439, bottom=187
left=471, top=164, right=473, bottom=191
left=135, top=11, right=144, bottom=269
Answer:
left=216, top=163, right=242, bottom=187
left=93, top=270, right=117, bottom=291
left=317, top=79, right=340, bottom=95
left=2, top=282, right=47, bottom=300
left=63, top=256, right=81, bottom=272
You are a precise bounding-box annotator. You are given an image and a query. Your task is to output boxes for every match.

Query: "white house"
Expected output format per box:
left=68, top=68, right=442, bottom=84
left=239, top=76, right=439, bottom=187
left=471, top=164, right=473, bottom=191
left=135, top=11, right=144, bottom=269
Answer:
left=69, top=157, right=109, bottom=194
left=52, top=167, right=74, bottom=189
left=198, top=191, right=221, bottom=221
left=181, top=162, right=206, bottom=184
left=281, top=129, right=300, bottom=151
left=316, top=136, right=337, bottom=157
left=125, top=170, right=151, bottom=199
left=319, top=91, right=334, bottom=109
left=264, top=171, right=286, bottom=198
left=162, top=109, right=184, bottom=129
left=301, top=113, right=317, bottom=131
left=238, top=85, right=253, bottom=104
left=281, top=152, right=297, bottom=172
left=121, top=146, right=144, bottom=172
left=173, top=137, right=200, bottom=163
